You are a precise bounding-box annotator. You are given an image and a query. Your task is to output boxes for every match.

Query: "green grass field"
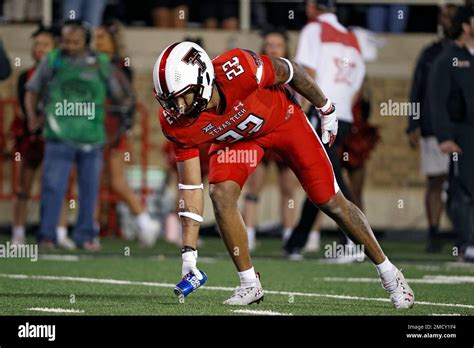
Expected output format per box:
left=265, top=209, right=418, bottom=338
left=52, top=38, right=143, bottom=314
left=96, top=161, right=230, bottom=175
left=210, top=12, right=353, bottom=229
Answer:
left=0, top=234, right=473, bottom=316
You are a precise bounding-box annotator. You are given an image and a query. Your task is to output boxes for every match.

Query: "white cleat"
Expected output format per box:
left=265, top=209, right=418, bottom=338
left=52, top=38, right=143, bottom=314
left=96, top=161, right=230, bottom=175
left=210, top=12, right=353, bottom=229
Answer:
left=223, top=275, right=264, bottom=306
left=381, top=268, right=415, bottom=309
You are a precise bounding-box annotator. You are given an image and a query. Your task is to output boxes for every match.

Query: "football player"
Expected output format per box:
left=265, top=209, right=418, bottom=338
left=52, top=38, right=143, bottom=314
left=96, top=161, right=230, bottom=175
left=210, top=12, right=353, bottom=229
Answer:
left=153, top=41, right=414, bottom=308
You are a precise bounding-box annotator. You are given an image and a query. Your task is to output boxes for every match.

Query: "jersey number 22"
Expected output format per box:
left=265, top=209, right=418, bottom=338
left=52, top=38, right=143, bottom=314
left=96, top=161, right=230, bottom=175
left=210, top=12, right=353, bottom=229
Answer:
left=222, top=57, right=244, bottom=80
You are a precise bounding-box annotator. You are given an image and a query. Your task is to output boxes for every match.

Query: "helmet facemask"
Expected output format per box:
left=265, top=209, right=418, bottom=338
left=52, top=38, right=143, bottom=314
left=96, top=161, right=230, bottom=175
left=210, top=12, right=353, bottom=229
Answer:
left=154, top=83, right=210, bottom=127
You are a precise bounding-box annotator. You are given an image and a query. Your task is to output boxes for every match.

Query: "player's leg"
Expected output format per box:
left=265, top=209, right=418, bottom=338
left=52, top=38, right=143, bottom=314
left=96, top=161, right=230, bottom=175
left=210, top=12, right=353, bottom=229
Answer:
left=208, top=142, right=265, bottom=305
left=11, top=164, right=36, bottom=245
left=277, top=163, right=297, bottom=243
left=73, top=146, right=103, bottom=250
left=108, top=148, right=143, bottom=216
left=39, top=141, right=75, bottom=247
left=425, top=174, right=447, bottom=252
left=56, top=200, right=74, bottom=250
left=347, top=165, right=366, bottom=211
left=285, top=121, right=354, bottom=255
left=108, top=147, right=160, bottom=245
left=276, top=113, right=383, bottom=261
left=318, top=191, right=384, bottom=263
left=318, top=192, right=414, bottom=308
left=12, top=135, right=44, bottom=245
left=210, top=181, right=252, bottom=271
left=242, top=161, right=267, bottom=251
left=420, top=135, right=449, bottom=252
left=284, top=197, right=319, bottom=258
left=275, top=111, right=414, bottom=308
left=305, top=213, right=322, bottom=253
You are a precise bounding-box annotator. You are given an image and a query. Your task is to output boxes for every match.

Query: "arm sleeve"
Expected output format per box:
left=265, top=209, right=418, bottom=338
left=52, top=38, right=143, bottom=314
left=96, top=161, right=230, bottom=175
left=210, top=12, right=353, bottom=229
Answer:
left=295, top=24, right=321, bottom=72
left=25, top=57, right=52, bottom=93
left=407, top=51, right=425, bottom=133
left=428, top=57, right=454, bottom=143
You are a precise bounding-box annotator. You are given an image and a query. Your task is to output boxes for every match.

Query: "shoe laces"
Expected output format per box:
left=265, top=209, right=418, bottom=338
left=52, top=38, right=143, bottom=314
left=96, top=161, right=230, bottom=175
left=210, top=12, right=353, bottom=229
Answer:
left=232, top=284, right=256, bottom=299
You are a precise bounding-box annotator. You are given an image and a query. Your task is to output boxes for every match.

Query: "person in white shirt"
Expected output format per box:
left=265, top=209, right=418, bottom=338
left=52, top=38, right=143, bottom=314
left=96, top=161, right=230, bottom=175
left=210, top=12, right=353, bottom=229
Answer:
left=284, top=0, right=366, bottom=260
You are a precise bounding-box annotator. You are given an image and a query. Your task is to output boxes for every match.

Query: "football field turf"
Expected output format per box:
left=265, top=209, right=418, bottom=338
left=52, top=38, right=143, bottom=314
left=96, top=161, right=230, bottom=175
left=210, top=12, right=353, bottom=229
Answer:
left=0, top=235, right=473, bottom=316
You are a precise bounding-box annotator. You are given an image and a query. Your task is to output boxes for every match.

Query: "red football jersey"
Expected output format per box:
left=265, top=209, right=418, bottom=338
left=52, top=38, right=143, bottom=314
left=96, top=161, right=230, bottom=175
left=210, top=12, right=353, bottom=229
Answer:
left=159, top=48, right=301, bottom=161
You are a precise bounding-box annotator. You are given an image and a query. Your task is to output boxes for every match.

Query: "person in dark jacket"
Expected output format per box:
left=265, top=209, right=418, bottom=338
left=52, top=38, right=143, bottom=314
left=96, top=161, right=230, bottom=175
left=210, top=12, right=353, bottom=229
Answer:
left=407, top=4, right=457, bottom=252
left=428, top=6, right=474, bottom=262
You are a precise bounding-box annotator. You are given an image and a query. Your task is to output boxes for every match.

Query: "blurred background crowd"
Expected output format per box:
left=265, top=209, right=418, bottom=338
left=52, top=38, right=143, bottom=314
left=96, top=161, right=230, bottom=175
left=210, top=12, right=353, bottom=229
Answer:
left=0, top=0, right=470, bottom=32
left=0, top=0, right=473, bottom=262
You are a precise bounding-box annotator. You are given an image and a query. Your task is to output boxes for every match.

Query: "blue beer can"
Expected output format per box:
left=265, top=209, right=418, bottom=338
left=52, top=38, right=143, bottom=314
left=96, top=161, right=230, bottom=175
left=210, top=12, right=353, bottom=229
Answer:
left=174, top=270, right=207, bottom=297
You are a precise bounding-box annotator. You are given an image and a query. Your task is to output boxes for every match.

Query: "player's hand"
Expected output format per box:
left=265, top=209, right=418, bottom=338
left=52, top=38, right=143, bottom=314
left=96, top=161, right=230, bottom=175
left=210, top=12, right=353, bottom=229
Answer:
left=317, top=101, right=338, bottom=147
left=439, top=140, right=462, bottom=154
left=181, top=249, right=203, bottom=280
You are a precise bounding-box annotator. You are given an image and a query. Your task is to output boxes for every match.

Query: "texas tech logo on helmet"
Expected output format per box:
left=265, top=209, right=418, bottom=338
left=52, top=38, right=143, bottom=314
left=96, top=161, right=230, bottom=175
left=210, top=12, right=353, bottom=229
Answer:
left=182, top=47, right=207, bottom=72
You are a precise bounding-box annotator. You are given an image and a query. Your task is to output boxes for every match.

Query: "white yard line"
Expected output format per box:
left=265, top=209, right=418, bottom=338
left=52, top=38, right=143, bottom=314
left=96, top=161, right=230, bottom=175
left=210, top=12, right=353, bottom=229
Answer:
left=39, top=255, right=80, bottom=262
left=411, top=265, right=442, bottom=271
left=431, top=313, right=461, bottom=316
left=0, top=273, right=176, bottom=288
left=27, top=307, right=84, bottom=314
left=1, top=273, right=474, bottom=310
left=232, top=309, right=292, bottom=316
left=445, top=262, right=474, bottom=270
left=321, top=275, right=474, bottom=284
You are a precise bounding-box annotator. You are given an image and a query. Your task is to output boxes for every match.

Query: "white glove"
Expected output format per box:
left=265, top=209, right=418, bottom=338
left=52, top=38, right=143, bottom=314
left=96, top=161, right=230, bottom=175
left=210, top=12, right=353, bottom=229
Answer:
left=317, top=100, right=338, bottom=147
left=181, top=250, right=203, bottom=280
